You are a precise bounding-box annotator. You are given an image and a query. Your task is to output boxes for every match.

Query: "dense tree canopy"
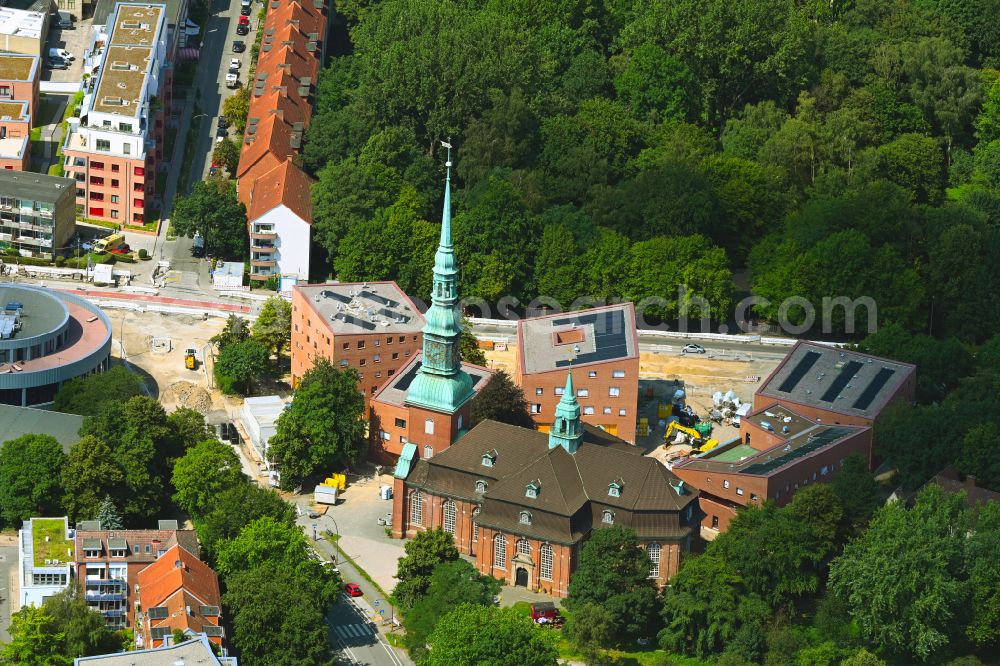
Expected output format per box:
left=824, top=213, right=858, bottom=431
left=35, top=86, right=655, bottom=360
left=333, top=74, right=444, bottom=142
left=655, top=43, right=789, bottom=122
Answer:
left=393, top=528, right=460, bottom=611
left=53, top=366, right=143, bottom=416
left=171, top=179, right=248, bottom=260
left=267, top=359, right=366, bottom=488
left=0, top=434, right=65, bottom=526
left=424, top=605, right=559, bottom=666
left=470, top=369, right=535, bottom=428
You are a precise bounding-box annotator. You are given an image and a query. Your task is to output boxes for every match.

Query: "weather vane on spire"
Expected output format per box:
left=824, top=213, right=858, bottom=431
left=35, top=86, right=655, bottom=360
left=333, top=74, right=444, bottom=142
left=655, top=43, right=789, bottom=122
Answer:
left=441, top=138, right=453, bottom=170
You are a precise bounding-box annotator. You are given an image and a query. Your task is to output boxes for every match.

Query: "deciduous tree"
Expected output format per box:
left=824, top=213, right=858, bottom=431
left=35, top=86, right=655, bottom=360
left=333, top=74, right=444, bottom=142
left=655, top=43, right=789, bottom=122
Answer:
left=172, top=438, right=245, bottom=517
left=424, top=604, right=558, bottom=666
left=53, top=366, right=143, bottom=416
left=393, top=527, right=459, bottom=610
left=267, top=359, right=365, bottom=488
left=210, top=314, right=251, bottom=351
left=0, top=434, right=65, bottom=526
left=470, top=370, right=534, bottom=428
left=171, top=179, right=248, bottom=260
left=195, top=482, right=295, bottom=561
left=565, top=526, right=660, bottom=643
left=251, top=296, right=293, bottom=356
left=214, top=339, right=271, bottom=395
left=61, top=436, right=124, bottom=522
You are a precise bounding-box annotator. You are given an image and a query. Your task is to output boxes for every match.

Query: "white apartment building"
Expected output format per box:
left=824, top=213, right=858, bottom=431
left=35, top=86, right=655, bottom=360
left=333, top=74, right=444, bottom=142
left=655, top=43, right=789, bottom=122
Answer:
left=63, top=3, right=166, bottom=226
left=19, top=517, right=74, bottom=608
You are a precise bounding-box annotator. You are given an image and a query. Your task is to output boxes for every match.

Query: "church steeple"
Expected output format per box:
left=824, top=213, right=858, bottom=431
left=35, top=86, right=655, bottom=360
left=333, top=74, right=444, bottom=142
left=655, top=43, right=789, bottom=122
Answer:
left=549, top=371, right=583, bottom=453
left=405, top=143, right=474, bottom=413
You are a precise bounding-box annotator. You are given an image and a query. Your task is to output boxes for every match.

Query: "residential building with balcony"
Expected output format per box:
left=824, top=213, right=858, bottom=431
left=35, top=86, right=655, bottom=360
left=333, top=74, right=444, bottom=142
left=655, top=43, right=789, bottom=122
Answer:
left=0, top=101, right=30, bottom=170
left=515, top=303, right=640, bottom=443
left=74, top=519, right=199, bottom=629
left=134, top=543, right=224, bottom=650
left=63, top=3, right=167, bottom=226
left=235, top=0, right=327, bottom=286
left=291, top=281, right=425, bottom=399
left=0, top=170, right=76, bottom=259
left=243, top=159, right=313, bottom=282
left=18, top=517, right=74, bottom=608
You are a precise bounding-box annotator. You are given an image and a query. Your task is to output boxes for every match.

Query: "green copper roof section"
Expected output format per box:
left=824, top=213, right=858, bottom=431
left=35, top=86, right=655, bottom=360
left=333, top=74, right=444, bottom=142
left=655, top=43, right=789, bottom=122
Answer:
left=395, top=442, right=418, bottom=479
left=406, top=146, right=475, bottom=414
left=549, top=371, right=583, bottom=453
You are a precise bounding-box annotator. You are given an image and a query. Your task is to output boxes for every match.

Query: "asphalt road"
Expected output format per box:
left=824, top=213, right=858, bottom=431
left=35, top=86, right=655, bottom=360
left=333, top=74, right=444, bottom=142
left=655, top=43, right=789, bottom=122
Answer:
left=0, top=544, right=16, bottom=643
left=303, top=525, right=411, bottom=666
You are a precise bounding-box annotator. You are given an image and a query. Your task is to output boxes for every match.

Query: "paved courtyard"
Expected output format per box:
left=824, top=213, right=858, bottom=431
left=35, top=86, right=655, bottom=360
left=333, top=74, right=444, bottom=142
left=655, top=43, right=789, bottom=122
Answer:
left=293, top=471, right=403, bottom=593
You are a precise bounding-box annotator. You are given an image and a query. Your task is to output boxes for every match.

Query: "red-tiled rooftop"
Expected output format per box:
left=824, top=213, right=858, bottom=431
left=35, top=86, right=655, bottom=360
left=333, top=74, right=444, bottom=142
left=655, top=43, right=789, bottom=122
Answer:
left=243, top=159, right=314, bottom=222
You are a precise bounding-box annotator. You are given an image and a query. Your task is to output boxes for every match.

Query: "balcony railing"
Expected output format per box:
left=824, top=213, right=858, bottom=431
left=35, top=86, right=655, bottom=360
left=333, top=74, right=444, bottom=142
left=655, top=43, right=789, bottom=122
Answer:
left=86, top=592, right=125, bottom=602
left=251, top=258, right=276, bottom=267
left=250, top=244, right=275, bottom=252
left=251, top=232, right=277, bottom=241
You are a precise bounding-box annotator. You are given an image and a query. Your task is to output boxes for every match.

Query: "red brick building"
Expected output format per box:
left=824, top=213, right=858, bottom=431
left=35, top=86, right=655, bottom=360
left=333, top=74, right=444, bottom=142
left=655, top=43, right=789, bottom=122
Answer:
left=671, top=404, right=871, bottom=533
left=753, top=341, right=916, bottom=427
left=134, top=543, right=223, bottom=650
left=516, top=303, right=640, bottom=442
left=290, top=281, right=424, bottom=400
left=74, top=520, right=199, bottom=630
left=392, top=374, right=698, bottom=597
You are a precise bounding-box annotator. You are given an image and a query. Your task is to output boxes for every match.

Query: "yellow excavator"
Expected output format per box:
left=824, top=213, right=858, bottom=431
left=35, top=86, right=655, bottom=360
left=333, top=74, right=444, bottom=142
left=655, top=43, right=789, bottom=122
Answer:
left=664, top=421, right=720, bottom=453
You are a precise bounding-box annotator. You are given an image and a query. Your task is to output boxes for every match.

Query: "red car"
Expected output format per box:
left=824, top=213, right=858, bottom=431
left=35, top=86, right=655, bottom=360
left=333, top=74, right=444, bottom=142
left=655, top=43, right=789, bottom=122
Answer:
left=111, top=244, right=131, bottom=254
left=344, top=583, right=363, bottom=598
left=238, top=14, right=249, bottom=26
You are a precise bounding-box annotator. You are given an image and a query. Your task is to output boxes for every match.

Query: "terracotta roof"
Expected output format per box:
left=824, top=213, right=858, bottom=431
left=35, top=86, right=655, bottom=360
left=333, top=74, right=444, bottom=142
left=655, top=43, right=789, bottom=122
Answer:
left=926, top=466, right=1000, bottom=508
left=137, top=544, right=222, bottom=646
left=236, top=114, right=295, bottom=179
left=243, top=158, right=314, bottom=223
left=74, top=528, right=200, bottom=564
left=268, top=0, right=326, bottom=37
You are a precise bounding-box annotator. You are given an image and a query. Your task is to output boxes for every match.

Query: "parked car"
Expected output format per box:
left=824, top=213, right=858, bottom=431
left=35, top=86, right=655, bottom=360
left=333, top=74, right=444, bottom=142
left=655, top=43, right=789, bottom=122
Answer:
left=236, top=23, right=250, bottom=36
left=225, top=72, right=239, bottom=88
left=216, top=123, right=227, bottom=138
left=230, top=57, right=241, bottom=70
left=48, top=48, right=74, bottom=61
left=344, top=583, right=363, bottom=598
left=54, top=11, right=73, bottom=29
left=232, top=40, right=246, bottom=53
left=46, top=58, right=69, bottom=70
left=682, top=343, right=706, bottom=354
left=110, top=244, right=131, bottom=255
left=238, top=14, right=249, bottom=26
left=218, top=115, right=230, bottom=129
left=208, top=162, right=220, bottom=177
left=240, top=4, right=252, bottom=15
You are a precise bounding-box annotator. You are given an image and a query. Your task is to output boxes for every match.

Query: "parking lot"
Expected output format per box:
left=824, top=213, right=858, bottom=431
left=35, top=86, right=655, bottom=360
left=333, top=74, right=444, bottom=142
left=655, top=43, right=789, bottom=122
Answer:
left=43, top=20, right=93, bottom=83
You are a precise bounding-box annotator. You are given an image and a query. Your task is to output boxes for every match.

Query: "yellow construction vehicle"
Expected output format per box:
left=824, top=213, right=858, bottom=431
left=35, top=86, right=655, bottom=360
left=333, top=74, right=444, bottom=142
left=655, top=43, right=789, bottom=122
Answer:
left=184, top=348, right=197, bottom=370
left=664, top=421, right=719, bottom=453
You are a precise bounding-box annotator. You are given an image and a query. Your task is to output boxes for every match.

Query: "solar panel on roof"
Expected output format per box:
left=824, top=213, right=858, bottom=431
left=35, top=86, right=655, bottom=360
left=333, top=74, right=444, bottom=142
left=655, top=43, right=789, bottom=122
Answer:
left=820, top=361, right=863, bottom=403
left=203, top=626, right=224, bottom=637
left=853, top=367, right=896, bottom=410
left=741, top=427, right=853, bottom=475
left=151, top=627, right=172, bottom=639
left=777, top=350, right=821, bottom=393
left=147, top=606, right=168, bottom=620
left=552, top=310, right=629, bottom=367
left=200, top=605, right=220, bottom=616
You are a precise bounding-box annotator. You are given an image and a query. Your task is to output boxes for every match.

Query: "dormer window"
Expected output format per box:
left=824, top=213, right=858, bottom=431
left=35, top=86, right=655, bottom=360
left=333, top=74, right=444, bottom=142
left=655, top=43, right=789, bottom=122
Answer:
left=475, top=480, right=487, bottom=494
left=481, top=450, right=497, bottom=468
left=608, top=480, right=623, bottom=498
left=519, top=511, right=532, bottom=525
left=525, top=481, right=540, bottom=499
left=602, top=510, right=615, bottom=524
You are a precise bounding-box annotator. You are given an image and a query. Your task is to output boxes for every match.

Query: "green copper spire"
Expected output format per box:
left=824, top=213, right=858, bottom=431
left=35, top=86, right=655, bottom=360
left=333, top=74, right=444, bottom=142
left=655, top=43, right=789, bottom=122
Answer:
left=549, top=371, right=583, bottom=453
left=406, top=143, right=474, bottom=414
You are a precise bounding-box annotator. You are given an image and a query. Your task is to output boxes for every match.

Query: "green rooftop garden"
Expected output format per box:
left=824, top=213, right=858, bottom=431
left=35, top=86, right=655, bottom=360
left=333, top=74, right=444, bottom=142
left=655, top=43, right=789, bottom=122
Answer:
left=32, top=518, right=72, bottom=567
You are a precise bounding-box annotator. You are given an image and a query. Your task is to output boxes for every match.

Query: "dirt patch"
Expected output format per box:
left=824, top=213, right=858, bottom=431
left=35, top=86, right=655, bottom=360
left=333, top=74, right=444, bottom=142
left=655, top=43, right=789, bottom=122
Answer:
left=161, top=381, right=213, bottom=413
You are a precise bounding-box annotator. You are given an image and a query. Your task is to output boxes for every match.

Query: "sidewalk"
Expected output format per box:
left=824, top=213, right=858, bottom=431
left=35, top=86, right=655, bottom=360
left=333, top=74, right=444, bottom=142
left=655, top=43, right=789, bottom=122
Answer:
left=46, top=286, right=251, bottom=313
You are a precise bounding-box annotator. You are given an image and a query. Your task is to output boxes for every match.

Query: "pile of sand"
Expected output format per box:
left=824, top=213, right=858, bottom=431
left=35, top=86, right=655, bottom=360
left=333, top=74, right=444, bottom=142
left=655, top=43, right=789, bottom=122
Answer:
left=163, top=381, right=212, bottom=413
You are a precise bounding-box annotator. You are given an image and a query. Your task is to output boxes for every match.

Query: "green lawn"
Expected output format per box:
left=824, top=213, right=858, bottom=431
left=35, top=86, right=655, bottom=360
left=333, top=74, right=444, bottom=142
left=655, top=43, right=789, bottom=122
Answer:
left=32, top=518, right=72, bottom=567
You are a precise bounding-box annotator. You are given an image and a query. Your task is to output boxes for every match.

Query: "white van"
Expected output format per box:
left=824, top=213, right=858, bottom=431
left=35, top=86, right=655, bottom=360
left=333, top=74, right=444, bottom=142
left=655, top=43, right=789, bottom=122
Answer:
left=48, top=48, right=74, bottom=61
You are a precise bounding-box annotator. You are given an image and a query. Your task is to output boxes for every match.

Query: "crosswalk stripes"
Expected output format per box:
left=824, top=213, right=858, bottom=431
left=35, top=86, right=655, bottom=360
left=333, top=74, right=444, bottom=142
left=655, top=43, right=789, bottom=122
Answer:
left=333, top=623, right=375, bottom=640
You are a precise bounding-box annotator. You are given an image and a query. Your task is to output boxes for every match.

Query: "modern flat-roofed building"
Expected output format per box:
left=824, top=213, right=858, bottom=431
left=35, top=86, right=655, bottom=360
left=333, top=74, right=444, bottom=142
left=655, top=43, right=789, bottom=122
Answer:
left=63, top=3, right=167, bottom=226
left=0, top=170, right=76, bottom=258
left=0, top=54, right=39, bottom=123
left=0, top=284, right=113, bottom=406
left=754, top=341, right=916, bottom=428
left=0, top=100, right=29, bottom=170
left=516, top=303, right=640, bottom=443
left=237, top=395, right=285, bottom=469
left=671, top=403, right=871, bottom=534
left=291, top=281, right=425, bottom=398
left=134, top=543, right=224, bottom=650
left=18, top=516, right=74, bottom=608
left=0, top=7, right=46, bottom=58
left=74, top=519, right=199, bottom=629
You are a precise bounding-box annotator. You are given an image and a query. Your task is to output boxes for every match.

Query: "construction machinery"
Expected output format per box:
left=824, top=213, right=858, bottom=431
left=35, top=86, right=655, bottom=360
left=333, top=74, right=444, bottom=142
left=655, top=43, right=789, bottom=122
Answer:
left=184, top=348, right=197, bottom=370
left=664, top=422, right=719, bottom=453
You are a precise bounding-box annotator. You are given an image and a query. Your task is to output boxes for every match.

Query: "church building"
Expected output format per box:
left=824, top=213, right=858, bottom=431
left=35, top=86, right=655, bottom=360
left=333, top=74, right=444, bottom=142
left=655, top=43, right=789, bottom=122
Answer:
left=387, top=153, right=698, bottom=596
